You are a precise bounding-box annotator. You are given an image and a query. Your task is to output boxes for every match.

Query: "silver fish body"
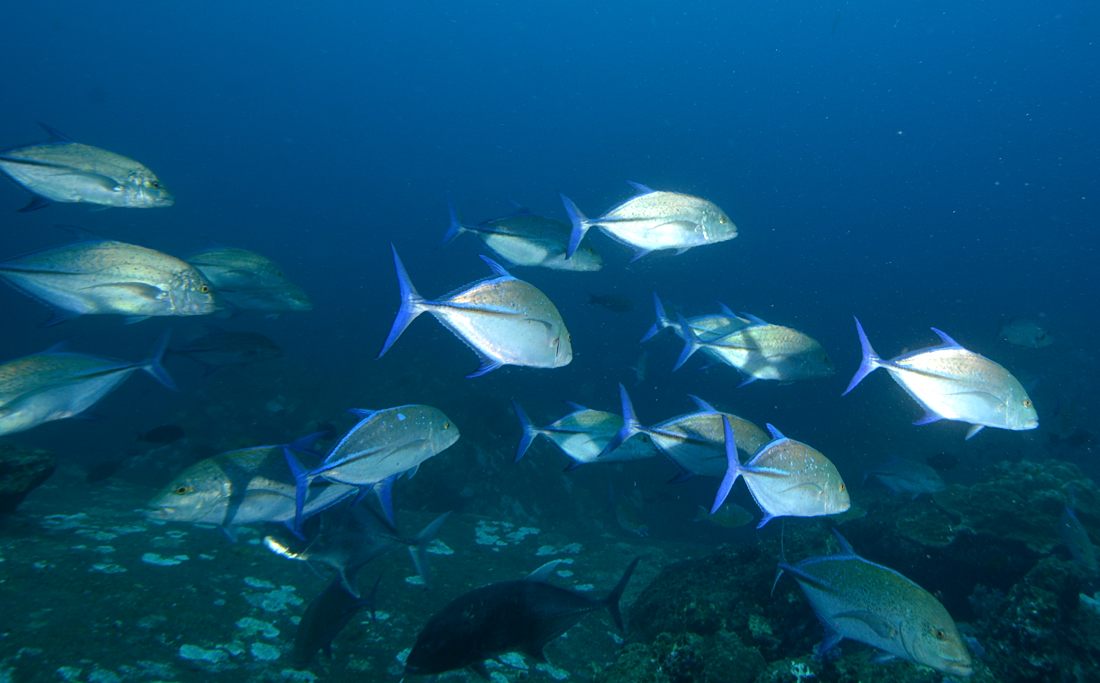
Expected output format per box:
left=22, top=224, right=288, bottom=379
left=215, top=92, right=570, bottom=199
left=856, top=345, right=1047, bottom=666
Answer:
left=711, top=420, right=849, bottom=527
left=562, top=184, right=737, bottom=258
left=447, top=208, right=603, bottom=271
left=314, top=405, right=459, bottom=487
left=781, top=532, right=972, bottom=677
left=187, top=247, right=312, bottom=312
left=379, top=248, right=572, bottom=377
left=147, top=444, right=356, bottom=526
left=514, top=402, right=659, bottom=466
left=865, top=457, right=945, bottom=497
left=677, top=315, right=834, bottom=382
left=999, top=317, right=1053, bottom=348
left=641, top=294, right=749, bottom=345
left=0, top=125, right=172, bottom=209
left=0, top=240, right=216, bottom=319
left=0, top=337, right=174, bottom=436
left=845, top=318, right=1038, bottom=438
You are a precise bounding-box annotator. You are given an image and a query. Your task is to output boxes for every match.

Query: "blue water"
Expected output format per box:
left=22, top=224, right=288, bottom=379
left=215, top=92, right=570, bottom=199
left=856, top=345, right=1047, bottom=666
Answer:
left=2, top=2, right=1098, bottom=680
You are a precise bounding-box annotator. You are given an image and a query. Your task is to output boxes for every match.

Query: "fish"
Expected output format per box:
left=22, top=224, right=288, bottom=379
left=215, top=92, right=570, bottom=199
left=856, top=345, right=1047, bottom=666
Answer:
left=513, top=400, right=659, bottom=468
left=444, top=202, right=603, bottom=272
left=0, top=335, right=175, bottom=436
left=587, top=292, right=634, bottom=313
left=0, top=123, right=173, bottom=211
left=712, top=418, right=850, bottom=527
left=640, top=293, right=749, bottom=344
left=405, top=558, right=639, bottom=678
left=999, top=317, right=1053, bottom=348
left=264, top=502, right=450, bottom=596
left=693, top=503, right=754, bottom=529
left=602, top=386, right=770, bottom=479
left=137, top=424, right=186, bottom=444
left=0, top=240, right=216, bottom=323
left=864, top=457, right=945, bottom=498
left=186, top=247, right=312, bottom=313
left=168, top=327, right=283, bottom=371
left=287, top=405, right=459, bottom=530
left=779, top=530, right=973, bottom=677
left=561, top=182, right=737, bottom=260
left=675, top=312, right=834, bottom=384
left=146, top=435, right=357, bottom=528
left=844, top=317, right=1039, bottom=439
left=378, top=246, right=572, bottom=377
left=1060, top=506, right=1099, bottom=576
left=290, top=574, right=378, bottom=669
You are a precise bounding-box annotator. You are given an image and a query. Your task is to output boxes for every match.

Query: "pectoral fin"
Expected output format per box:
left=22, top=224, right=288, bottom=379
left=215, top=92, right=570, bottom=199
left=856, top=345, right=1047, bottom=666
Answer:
left=832, top=610, right=899, bottom=640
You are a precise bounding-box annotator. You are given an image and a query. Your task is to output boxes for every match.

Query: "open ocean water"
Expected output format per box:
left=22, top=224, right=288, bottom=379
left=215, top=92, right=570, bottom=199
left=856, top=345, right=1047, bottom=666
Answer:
left=0, top=2, right=1098, bottom=682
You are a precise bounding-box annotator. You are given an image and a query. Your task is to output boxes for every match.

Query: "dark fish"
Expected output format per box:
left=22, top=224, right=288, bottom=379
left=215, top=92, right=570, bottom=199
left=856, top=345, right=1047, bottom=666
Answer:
left=1060, top=506, right=1099, bottom=575
left=138, top=424, right=185, bottom=444
left=168, top=328, right=282, bottom=371
left=405, top=558, right=639, bottom=678
left=587, top=293, right=634, bottom=313
left=291, top=574, right=379, bottom=669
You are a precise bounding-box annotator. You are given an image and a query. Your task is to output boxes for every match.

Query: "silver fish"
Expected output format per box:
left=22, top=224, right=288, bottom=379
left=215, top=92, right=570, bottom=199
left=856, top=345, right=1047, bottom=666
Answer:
left=640, top=293, right=749, bottom=345
left=864, top=457, right=945, bottom=498
left=780, top=531, right=973, bottom=677
left=1060, top=506, right=1099, bottom=576
left=603, top=386, right=770, bottom=478
left=561, top=182, right=737, bottom=259
left=513, top=400, right=659, bottom=467
left=287, top=405, right=459, bottom=530
left=147, top=438, right=357, bottom=527
left=445, top=203, right=603, bottom=272
left=0, top=335, right=175, bottom=436
left=187, top=247, right=312, bottom=313
left=712, top=418, right=850, bottom=527
left=379, top=246, right=572, bottom=377
left=844, top=317, right=1038, bottom=439
left=0, top=123, right=173, bottom=211
left=676, top=312, right=834, bottom=384
left=0, top=240, right=216, bottom=322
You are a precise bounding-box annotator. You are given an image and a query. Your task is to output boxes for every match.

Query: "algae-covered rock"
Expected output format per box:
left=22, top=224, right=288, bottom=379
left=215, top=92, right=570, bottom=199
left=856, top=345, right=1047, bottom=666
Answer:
left=0, top=443, right=55, bottom=513
left=596, top=631, right=766, bottom=683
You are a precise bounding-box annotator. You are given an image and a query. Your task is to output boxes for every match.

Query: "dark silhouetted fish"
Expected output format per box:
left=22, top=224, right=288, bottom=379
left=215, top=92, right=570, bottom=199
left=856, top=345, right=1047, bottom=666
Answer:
left=138, top=424, right=185, bottom=444
left=405, top=558, right=639, bottom=678
left=290, top=574, right=380, bottom=669
left=168, top=328, right=282, bottom=372
left=587, top=292, right=634, bottom=313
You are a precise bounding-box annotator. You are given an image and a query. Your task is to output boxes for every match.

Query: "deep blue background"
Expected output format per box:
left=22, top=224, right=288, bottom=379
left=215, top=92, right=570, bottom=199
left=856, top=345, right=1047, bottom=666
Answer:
left=1, top=2, right=1097, bottom=487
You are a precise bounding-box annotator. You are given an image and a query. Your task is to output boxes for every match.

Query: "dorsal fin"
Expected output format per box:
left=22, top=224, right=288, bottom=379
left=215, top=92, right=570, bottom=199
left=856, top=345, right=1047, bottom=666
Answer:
left=625, top=180, right=655, bottom=195
left=766, top=423, right=785, bottom=440
left=479, top=254, right=513, bottom=278
left=38, top=122, right=72, bottom=142
left=830, top=528, right=857, bottom=555
left=930, top=327, right=963, bottom=348
left=687, top=394, right=718, bottom=413
left=525, top=559, right=563, bottom=582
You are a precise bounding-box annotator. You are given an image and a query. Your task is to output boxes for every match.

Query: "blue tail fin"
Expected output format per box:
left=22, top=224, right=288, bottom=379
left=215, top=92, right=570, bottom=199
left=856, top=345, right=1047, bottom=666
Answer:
left=711, top=416, right=742, bottom=513
left=672, top=313, right=702, bottom=371
left=378, top=245, right=426, bottom=358
left=560, top=193, right=590, bottom=258
left=442, top=198, right=466, bottom=244
left=141, top=332, right=177, bottom=390
left=513, top=400, right=539, bottom=463
left=640, top=292, right=669, bottom=343
left=597, top=383, right=645, bottom=458
left=283, top=446, right=311, bottom=534
left=842, top=316, right=881, bottom=396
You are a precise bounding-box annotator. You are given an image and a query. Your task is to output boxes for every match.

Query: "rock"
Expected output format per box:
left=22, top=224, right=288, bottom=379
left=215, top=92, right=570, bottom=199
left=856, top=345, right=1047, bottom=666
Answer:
left=0, top=443, right=56, bottom=513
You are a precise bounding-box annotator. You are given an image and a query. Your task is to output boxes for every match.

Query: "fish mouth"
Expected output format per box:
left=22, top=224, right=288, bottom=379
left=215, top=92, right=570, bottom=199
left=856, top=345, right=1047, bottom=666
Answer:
left=145, top=506, right=172, bottom=520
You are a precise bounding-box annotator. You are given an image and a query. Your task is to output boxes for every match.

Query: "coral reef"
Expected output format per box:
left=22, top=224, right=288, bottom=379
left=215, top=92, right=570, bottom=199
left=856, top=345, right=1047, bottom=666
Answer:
left=0, top=443, right=55, bottom=513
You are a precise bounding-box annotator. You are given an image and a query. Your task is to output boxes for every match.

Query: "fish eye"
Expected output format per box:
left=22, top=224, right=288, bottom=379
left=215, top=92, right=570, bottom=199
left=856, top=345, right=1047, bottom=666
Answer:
left=173, top=485, right=193, bottom=496
left=1023, top=399, right=1032, bottom=408
left=839, top=483, right=846, bottom=492
left=199, top=284, right=210, bottom=294
left=443, top=422, right=450, bottom=430
left=933, top=628, right=947, bottom=641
